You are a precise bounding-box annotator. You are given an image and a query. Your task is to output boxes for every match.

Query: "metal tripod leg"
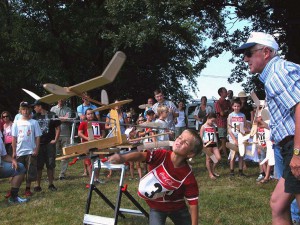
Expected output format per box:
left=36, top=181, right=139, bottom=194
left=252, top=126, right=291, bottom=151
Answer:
left=113, top=165, right=126, bottom=224
left=85, top=154, right=98, bottom=214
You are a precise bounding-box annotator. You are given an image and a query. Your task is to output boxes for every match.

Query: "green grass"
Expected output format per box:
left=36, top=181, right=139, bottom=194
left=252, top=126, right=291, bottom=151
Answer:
left=0, top=156, right=275, bottom=225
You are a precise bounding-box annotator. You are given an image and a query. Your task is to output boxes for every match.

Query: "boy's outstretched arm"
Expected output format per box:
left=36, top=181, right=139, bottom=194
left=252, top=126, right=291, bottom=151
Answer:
left=190, top=204, right=199, bottom=225
left=108, top=152, right=147, bottom=164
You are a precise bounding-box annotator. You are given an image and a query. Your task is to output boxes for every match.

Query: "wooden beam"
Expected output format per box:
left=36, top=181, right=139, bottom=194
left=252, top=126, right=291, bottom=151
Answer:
left=63, top=135, right=127, bottom=155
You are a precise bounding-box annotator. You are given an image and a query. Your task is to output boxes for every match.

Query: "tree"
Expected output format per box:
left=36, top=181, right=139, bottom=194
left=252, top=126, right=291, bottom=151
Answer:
left=0, top=0, right=229, bottom=114
left=225, top=0, right=300, bottom=98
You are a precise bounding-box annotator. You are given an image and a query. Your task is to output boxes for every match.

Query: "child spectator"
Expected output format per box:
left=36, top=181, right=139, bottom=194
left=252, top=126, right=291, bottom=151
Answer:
left=108, top=129, right=202, bottom=225
left=214, top=88, right=231, bottom=157
left=33, top=100, right=61, bottom=192
left=155, top=105, right=170, bottom=142
left=11, top=102, right=42, bottom=196
left=256, top=116, right=273, bottom=183
left=200, top=112, right=221, bottom=179
left=139, top=110, right=156, bottom=143
left=125, top=126, right=142, bottom=180
left=78, top=108, right=105, bottom=185
left=227, top=99, right=249, bottom=177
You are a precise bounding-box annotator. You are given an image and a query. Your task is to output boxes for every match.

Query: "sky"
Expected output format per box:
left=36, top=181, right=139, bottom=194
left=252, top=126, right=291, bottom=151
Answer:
left=189, top=51, right=245, bottom=100
left=188, top=9, right=249, bottom=100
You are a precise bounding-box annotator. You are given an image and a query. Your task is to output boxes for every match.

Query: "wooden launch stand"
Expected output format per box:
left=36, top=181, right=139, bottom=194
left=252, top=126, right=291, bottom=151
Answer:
left=83, top=151, right=149, bottom=225
left=55, top=103, right=148, bottom=225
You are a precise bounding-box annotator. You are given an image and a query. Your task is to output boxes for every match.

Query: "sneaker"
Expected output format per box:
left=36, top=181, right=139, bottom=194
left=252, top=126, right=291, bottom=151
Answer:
left=239, top=172, right=247, bottom=177
left=48, top=184, right=57, bottom=191
left=256, top=174, right=265, bottom=182
left=4, top=191, right=11, bottom=198
left=34, top=186, right=42, bottom=192
left=8, top=196, right=29, bottom=204
left=24, top=190, right=33, bottom=197
left=59, top=176, right=66, bottom=180
left=213, top=173, right=220, bottom=177
left=230, top=172, right=235, bottom=177
left=94, top=179, right=105, bottom=184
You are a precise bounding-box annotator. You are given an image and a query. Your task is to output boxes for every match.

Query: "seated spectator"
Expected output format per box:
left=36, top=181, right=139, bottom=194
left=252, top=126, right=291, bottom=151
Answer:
left=0, top=137, right=28, bottom=204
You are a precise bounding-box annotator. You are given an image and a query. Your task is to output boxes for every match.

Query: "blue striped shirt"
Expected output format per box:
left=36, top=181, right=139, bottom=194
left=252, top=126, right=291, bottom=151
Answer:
left=259, top=56, right=300, bottom=144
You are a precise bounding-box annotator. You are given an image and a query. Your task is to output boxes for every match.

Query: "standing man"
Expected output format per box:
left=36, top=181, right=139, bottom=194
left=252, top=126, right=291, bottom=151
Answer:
left=50, top=99, right=72, bottom=180
left=77, top=92, right=100, bottom=120
left=151, top=89, right=179, bottom=140
left=234, top=31, right=300, bottom=225
left=33, top=100, right=61, bottom=192
left=214, top=87, right=231, bottom=157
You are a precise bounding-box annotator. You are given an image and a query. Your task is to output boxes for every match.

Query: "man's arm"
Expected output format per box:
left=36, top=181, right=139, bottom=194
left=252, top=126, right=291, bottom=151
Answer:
left=290, top=103, right=300, bottom=179
left=190, top=204, right=198, bottom=225
left=51, top=126, right=61, bottom=144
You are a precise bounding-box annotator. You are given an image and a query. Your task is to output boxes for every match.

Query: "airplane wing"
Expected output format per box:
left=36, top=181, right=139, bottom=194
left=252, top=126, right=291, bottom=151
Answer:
left=68, top=51, right=126, bottom=94
left=38, top=93, right=72, bottom=104
left=38, top=51, right=126, bottom=104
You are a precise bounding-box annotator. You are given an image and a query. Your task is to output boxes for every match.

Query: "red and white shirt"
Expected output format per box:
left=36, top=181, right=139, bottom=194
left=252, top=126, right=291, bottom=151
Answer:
left=228, top=112, right=246, bottom=138
left=257, top=127, right=267, bottom=147
left=78, top=121, right=103, bottom=142
left=138, top=149, right=199, bottom=212
left=202, top=124, right=217, bottom=144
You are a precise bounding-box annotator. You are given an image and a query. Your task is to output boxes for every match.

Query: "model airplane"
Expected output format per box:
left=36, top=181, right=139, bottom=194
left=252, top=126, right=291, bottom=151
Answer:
left=23, top=51, right=126, bottom=104
left=56, top=100, right=171, bottom=161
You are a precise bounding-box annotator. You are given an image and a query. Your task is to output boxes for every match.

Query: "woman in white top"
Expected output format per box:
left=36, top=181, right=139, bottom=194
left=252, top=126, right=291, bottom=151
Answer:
left=175, top=101, right=187, bottom=138
left=193, top=96, right=212, bottom=131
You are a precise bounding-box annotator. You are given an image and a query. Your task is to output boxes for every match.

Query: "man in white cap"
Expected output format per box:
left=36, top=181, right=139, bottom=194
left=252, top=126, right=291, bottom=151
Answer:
left=235, top=32, right=300, bottom=225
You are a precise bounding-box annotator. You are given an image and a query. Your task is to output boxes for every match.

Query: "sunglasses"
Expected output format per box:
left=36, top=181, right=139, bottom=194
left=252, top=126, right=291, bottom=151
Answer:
left=243, top=48, right=264, bottom=58
left=2, top=115, right=9, bottom=118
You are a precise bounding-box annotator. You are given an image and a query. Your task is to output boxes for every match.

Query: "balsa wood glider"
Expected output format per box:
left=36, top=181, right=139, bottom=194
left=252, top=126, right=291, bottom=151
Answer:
left=23, top=51, right=126, bottom=104
left=56, top=100, right=172, bottom=161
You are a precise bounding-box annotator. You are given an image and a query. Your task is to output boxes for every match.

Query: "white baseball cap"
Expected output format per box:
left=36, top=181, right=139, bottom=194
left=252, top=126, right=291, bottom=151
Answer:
left=234, top=32, right=279, bottom=54
left=125, top=127, right=135, bottom=138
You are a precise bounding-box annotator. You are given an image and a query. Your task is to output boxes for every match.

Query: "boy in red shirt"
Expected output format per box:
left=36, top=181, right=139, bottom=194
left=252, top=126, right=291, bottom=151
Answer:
left=109, top=129, right=202, bottom=225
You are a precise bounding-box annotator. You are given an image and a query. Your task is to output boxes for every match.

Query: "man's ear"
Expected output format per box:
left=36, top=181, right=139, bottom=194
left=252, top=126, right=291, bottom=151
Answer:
left=264, top=47, right=272, bottom=59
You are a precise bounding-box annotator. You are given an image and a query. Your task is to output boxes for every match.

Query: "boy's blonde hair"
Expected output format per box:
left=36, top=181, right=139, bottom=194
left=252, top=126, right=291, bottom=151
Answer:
left=157, top=105, right=168, bottom=115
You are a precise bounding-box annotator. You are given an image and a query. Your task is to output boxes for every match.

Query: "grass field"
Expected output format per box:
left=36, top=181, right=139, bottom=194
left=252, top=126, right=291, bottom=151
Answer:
left=0, top=155, right=276, bottom=225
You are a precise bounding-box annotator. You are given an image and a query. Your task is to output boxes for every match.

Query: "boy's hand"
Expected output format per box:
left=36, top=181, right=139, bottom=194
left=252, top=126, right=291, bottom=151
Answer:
left=11, top=158, right=18, bottom=170
left=50, top=139, right=57, bottom=144
left=32, top=148, right=38, bottom=156
left=108, top=153, right=123, bottom=164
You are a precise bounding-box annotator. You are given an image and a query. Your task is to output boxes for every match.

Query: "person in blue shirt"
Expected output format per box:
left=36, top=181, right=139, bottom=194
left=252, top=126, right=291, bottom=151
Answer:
left=77, top=92, right=100, bottom=121
left=235, top=31, right=300, bottom=225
